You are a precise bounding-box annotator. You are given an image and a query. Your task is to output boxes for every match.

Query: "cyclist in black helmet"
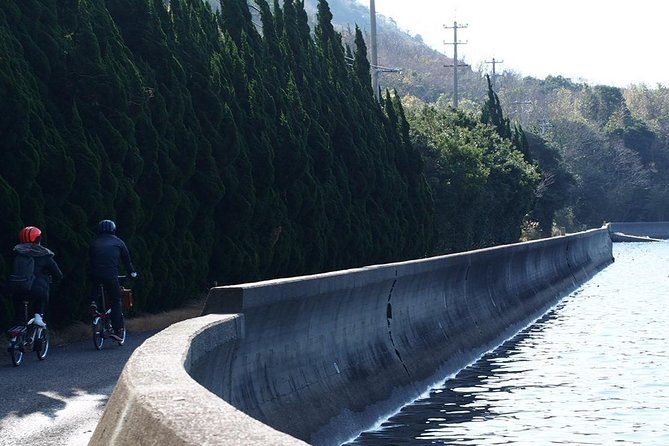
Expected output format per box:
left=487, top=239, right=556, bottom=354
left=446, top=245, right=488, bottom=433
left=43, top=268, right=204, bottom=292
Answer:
left=89, top=219, right=137, bottom=341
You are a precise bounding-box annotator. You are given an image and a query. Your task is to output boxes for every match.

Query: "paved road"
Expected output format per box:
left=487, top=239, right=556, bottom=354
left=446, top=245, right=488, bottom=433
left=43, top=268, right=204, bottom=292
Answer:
left=0, top=329, right=157, bottom=446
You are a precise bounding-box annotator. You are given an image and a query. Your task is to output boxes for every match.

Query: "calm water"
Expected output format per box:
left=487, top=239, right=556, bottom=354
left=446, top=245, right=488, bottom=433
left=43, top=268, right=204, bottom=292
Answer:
left=346, top=242, right=669, bottom=446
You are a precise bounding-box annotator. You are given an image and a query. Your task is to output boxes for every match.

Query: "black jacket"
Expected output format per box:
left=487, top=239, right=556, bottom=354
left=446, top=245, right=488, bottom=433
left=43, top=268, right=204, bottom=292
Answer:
left=89, top=233, right=135, bottom=279
left=13, top=243, right=63, bottom=298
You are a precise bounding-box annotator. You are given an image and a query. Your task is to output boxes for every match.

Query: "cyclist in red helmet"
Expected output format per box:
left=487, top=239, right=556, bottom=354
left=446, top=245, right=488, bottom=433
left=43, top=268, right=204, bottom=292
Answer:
left=7, top=226, right=63, bottom=327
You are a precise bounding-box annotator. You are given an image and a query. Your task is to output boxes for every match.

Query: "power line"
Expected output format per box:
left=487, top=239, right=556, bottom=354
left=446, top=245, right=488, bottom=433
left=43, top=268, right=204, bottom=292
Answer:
left=344, top=55, right=401, bottom=74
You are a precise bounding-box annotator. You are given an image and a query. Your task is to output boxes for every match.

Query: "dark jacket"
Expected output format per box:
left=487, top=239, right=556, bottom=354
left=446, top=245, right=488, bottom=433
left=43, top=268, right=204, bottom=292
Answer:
left=13, top=243, right=63, bottom=298
left=89, top=233, right=135, bottom=279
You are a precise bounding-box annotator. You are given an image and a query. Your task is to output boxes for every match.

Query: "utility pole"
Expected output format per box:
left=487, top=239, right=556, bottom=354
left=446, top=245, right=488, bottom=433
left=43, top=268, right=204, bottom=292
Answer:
left=485, top=58, right=504, bottom=88
left=367, top=1, right=400, bottom=101
left=370, top=0, right=379, bottom=101
left=444, top=21, right=468, bottom=108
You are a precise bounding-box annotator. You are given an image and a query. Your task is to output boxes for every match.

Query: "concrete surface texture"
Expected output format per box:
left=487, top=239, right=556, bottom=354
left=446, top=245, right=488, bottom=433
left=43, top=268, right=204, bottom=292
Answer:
left=90, top=227, right=613, bottom=446
left=88, top=314, right=308, bottom=446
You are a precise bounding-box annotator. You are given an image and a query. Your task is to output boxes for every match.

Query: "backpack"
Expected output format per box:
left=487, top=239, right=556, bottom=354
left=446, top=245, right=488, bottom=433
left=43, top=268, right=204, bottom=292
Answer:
left=7, top=254, right=36, bottom=293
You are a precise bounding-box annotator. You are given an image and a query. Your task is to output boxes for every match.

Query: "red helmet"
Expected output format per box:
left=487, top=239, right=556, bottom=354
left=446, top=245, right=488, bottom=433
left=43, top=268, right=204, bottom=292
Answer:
left=19, top=226, right=42, bottom=243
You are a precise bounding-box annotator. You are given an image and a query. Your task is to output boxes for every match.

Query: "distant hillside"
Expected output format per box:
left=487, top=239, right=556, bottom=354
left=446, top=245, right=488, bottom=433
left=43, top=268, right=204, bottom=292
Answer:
left=204, top=0, right=485, bottom=103
left=308, top=0, right=484, bottom=103
left=202, top=2, right=669, bottom=242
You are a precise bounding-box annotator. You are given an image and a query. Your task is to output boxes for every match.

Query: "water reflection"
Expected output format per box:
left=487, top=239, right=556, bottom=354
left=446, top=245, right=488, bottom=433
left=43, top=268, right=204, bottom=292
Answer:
left=346, top=243, right=669, bottom=445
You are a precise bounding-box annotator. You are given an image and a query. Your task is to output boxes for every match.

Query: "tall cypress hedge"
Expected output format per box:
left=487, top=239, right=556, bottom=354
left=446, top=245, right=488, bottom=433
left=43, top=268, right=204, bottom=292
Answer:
left=0, top=0, right=433, bottom=328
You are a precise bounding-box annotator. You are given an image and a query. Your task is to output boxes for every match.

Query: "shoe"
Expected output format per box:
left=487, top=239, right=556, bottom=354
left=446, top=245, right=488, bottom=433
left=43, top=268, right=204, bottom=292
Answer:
left=89, top=301, right=98, bottom=310
left=33, top=313, right=46, bottom=328
left=110, top=329, right=124, bottom=342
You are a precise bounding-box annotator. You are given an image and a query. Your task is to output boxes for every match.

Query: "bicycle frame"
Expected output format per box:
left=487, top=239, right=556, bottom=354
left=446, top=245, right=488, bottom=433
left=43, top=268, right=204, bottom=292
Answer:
left=91, top=278, right=127, bottom=349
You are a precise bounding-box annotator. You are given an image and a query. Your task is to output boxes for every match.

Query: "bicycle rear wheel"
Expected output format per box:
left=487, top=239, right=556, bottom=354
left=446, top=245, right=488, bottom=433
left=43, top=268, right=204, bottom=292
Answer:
left=9, top=335, right=24, bottom=367
left=34, top=327, right=49, bottom=360
left=93, top=317, right=105, bottom=350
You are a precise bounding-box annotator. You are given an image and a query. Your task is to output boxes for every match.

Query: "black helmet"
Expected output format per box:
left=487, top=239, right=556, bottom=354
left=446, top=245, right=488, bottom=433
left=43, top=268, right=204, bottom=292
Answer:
left=98, top=219, right=116, bottom=234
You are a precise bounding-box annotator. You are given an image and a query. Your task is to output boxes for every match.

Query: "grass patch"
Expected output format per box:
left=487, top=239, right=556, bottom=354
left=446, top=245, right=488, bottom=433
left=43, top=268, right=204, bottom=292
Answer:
left=126, top=299, right=204, bottom=332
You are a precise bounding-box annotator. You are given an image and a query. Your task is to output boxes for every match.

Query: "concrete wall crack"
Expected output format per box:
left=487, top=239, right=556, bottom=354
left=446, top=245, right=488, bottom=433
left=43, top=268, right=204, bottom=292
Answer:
left=386, top=277, right=410, bottom=377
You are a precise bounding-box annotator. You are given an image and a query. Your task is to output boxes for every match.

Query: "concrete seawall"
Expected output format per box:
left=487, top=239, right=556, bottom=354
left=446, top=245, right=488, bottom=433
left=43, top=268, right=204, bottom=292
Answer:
left=90, top=227, right=613, bottom=446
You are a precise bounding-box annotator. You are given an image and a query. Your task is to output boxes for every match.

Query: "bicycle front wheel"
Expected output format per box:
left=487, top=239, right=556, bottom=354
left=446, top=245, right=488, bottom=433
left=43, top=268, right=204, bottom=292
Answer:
left=9, top=336, right=24, bottom=367
left=93, top=317, right=105, bottom=350
left=35, top=327, right=49, bottom=360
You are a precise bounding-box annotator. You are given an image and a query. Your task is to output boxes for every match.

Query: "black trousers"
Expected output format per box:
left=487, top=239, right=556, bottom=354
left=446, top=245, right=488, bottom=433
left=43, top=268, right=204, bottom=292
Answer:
left=13, top=292, right=48, bottom=324
left=91, top=276, right=123, bottom=331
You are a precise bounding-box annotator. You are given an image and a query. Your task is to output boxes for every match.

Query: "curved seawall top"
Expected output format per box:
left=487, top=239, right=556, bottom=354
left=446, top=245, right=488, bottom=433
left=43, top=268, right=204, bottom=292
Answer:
left=90, top=228, right=613, bottom=446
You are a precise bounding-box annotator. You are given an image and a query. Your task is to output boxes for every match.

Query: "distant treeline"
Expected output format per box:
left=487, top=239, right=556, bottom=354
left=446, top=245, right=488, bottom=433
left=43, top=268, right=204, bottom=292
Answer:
left=0, top=0, right=547, bottom=329
left=330, top=0, right=669, bottom=229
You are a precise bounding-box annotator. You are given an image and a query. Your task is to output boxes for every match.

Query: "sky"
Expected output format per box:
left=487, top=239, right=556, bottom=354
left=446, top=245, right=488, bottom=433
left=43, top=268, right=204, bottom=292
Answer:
left=355, top=0, right=668, bottom=88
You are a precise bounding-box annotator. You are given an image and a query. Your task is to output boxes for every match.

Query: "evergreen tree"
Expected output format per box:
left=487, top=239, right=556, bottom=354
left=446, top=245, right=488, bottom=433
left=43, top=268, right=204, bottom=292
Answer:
left=0, top=0, right=435, bottom=328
